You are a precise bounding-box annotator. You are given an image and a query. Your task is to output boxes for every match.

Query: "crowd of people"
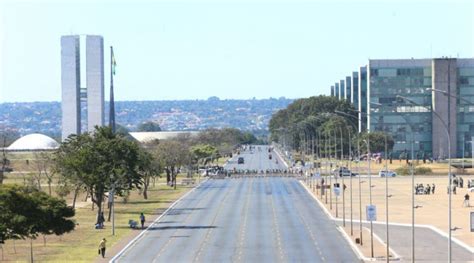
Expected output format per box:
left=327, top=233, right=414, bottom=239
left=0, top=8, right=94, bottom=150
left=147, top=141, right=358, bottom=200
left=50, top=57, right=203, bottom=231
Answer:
left=414, top=183, right=435, bottom=195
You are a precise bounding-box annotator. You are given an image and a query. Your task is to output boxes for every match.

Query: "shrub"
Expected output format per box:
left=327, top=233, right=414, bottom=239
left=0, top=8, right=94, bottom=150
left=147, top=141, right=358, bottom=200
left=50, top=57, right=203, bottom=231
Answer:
left=415, top=166, right=432, bottom=175
left=395, top=166, right=410, bottom=175
left=394, top=165, right=432, bottom=175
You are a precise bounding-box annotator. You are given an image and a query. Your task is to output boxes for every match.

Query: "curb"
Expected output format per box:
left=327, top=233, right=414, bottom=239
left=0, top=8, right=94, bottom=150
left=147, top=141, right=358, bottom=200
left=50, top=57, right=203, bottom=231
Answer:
left=109, top=178, right=209, bottom=262
left=299, top=181, right=400, bottom=262
left=273, top=147, right=289, bottom=169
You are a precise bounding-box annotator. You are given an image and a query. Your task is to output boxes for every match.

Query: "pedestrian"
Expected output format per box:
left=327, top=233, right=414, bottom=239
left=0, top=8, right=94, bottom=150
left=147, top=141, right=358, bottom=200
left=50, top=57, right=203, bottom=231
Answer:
left=463, top=193, right=470, bottom=207
left=96, top=212, right=105, bottom=229
left=453, top=185, right=457, bottom=195
left=460, top=177, right=464, bottom=188
left=140, top=213, right=146, bottom=229
left=432, top=183, right=435, bottom=194
left=98, top=238, right=106, bottom=258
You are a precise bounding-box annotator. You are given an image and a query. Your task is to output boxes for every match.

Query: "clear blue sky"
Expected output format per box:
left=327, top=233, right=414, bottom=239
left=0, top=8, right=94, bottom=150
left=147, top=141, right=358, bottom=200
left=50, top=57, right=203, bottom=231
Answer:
left=0, top=0, right=473, bottom=102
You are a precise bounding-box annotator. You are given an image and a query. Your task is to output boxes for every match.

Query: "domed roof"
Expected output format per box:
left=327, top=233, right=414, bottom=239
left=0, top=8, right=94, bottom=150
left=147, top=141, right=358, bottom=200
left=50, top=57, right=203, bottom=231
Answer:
left=8, top=133, right=59, bottom=150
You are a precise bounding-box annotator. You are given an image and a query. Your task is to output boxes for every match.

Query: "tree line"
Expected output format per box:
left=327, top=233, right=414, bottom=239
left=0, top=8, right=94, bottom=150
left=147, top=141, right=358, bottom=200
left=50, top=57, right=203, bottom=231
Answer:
left=269, top=95, right=394, bottom=158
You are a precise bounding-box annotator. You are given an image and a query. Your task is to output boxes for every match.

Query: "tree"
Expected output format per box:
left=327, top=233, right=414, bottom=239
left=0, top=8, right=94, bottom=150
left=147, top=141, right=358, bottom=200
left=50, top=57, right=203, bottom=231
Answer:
left=191, top=144, right=218, bottom=165
left=0, top=184, right=75, bottom=244
left=31, top=152, right=56, bottom=195
left=137, top=149, right=161, bottom=199
left=153, top=140, right=191, bottom=189
left=357, top=131, right=395, bottom=154
left=1, top=136, right=12, bottom=185
left=54, top=126, right=143, bottom=224
left=137, top=121, right=162, bottom=132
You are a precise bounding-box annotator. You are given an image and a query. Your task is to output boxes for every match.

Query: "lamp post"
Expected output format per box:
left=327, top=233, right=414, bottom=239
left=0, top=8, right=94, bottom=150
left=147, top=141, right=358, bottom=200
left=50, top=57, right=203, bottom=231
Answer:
left=335, top=110, right=362, bottom=244
left=348, top=108, right=374, bottom=254
left=340, top=127, right=346, bottom=227
left=110, top=174, right=116, bottom=236
left=370, top=101, right=391, bottom=262
left=397, top=94, right=452, bottom=262
left=428, top=87, right=474, bottom=262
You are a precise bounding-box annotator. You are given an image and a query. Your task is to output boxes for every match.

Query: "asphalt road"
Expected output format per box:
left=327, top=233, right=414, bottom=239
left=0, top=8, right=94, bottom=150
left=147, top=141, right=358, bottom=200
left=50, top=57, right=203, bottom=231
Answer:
left=114, top=147, right=359, bottom=263
left=223, top=145, right=288, bottom=172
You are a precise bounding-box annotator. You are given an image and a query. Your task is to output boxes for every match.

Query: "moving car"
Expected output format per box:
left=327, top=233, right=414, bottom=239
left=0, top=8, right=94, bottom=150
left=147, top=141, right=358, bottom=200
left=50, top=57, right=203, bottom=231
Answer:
left=379, top=170, right=397, bottom=177
left=238, top=157, right=245, bottom=164
left=333, top=167, right=356, bottom=177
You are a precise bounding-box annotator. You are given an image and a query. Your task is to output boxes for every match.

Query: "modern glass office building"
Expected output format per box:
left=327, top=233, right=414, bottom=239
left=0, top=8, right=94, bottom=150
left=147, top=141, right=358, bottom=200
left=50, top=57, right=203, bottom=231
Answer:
left=358, top=66, right=368, bottom=132
left=345, top=76, right=351, bottom=101
left=456, top=59, right=474, bottom=157
left=329, top=58, right=474, bottom=158
left=368, top=59, right=433, bottom=158
left=351, top=72, right=359, bottom=110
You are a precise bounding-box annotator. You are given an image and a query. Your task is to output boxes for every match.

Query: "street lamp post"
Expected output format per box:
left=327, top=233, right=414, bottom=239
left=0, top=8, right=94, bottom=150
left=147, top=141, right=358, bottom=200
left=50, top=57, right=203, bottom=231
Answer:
left=428, top=87, right=473, bottom=262
left=397, top=95, right=452, bottom=262
left=348, top=108, right=374, bottom=256
left=370, top=101, right=391, bottom=262
left=335, top=110, right=362, bottom=244
left=334, top=130, right=338, bottom=216
left=340, top=127, right=346, bottom=227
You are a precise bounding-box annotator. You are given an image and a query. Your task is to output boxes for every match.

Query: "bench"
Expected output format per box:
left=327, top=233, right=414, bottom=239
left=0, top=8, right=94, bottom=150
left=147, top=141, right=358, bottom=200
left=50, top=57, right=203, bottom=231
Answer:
left=181, top=178, right=196, bottom=186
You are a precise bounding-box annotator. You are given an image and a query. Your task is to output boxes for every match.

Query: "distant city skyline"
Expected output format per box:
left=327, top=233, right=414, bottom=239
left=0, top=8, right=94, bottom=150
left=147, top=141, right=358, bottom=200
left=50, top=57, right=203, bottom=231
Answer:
left=1, top=0, right=473, bottom=102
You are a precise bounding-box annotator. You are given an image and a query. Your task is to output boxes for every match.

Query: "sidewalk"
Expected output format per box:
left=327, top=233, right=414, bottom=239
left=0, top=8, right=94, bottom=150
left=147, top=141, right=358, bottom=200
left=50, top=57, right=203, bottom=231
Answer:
left=301, top=177, right=474, bottom=262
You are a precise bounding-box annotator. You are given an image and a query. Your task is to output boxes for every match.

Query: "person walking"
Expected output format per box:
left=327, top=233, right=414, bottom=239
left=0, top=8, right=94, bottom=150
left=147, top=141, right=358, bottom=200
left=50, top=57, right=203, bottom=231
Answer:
left=463, top=193, right=470, bottom=207
left=140, top=213, right=146, bottom=229
left=431, top=183, right=435, bottom=194
left=98, top=238, right=106, bottom=258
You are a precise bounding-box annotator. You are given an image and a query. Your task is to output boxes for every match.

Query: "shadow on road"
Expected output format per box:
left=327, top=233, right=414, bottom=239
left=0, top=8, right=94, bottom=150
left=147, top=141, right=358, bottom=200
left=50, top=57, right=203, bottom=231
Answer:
left=148, top=225, right=217, bottom=230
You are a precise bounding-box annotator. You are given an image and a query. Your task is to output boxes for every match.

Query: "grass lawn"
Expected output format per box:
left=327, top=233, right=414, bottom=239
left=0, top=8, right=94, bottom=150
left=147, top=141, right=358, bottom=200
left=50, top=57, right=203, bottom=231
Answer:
left=0, top=183, right=192, bottom=262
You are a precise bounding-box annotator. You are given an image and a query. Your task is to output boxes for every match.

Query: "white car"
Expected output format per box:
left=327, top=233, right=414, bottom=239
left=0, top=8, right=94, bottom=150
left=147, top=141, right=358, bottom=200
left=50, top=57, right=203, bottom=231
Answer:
left=379, top=170, right=397, bottom=177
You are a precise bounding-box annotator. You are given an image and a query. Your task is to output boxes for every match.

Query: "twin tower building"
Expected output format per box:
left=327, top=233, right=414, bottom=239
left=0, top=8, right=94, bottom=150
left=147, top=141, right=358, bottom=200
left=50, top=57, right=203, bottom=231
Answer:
left=61, top=35, right=105, bottom=141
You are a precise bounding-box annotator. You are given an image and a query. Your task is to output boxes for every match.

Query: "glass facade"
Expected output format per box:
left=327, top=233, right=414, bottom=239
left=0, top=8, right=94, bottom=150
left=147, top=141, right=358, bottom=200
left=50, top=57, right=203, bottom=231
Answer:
left=331, top=85, right=335, bottom=97
left=456, top=61, right=474, bottom=157
left=368, top=61, right=433, bottom=157
left=345, top=76, right=351, bottom=101
left=340, top=80, right=345, bottom=100
left=358, top=67, right=367, bottom=132
left=352, top=72, right=359, bottom=110
left=335, top=83, right=340, bottom=99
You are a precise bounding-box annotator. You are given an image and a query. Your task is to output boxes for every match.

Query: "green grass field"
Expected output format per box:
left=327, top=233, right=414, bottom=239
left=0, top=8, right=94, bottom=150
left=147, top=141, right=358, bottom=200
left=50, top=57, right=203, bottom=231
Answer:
left=0, top=180, right=191, bottom=262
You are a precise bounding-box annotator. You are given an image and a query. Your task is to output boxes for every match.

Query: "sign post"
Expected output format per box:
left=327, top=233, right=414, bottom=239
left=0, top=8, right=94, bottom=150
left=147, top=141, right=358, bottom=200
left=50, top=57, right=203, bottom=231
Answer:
left=470, top=212, right=474, bottom=232
left=366, top=205, right=377, bottom=221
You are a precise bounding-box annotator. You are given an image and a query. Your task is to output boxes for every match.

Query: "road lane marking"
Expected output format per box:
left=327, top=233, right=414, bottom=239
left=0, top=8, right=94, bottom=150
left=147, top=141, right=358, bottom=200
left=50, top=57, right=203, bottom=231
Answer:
left=234, top=178, right=254, bottom=262
left=150, top=180, right=229, bottom=263
left=268, top=178, right=286, bottom=262
left=192, top=179, right=235, bottom=262
left=109, top=178, right=209, bottom=263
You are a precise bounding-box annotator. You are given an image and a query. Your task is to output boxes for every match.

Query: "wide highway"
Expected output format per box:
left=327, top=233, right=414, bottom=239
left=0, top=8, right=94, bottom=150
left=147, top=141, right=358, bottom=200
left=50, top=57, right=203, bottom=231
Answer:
left=113, top=146, right=359, bottom=262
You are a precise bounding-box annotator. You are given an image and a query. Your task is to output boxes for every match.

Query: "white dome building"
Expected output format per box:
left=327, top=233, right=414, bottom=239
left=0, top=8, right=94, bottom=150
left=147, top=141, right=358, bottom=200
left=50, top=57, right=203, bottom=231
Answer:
left=7, top=133, right=59, bottom=151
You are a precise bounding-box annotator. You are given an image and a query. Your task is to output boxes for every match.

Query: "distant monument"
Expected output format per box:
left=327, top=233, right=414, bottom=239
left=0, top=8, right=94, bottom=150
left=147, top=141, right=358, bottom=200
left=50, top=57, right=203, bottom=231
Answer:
left=61, top=35, right=104, bottom=141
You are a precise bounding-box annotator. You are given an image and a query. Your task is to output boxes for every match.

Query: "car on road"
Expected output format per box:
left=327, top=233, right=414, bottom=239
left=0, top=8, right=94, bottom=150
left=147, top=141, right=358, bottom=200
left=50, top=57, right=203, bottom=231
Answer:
left=379, top=170, right=397, bottom=177
left=333, top=167, right=356, bottom=177
left=238, top=157, right=244, bottom=164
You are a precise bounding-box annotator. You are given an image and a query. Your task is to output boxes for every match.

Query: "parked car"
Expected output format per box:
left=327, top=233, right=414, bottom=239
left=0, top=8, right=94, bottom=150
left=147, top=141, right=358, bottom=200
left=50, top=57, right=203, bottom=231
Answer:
left=379, top=170, right=397, bottom=177
left=238, top=157, right=245, bottom=164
